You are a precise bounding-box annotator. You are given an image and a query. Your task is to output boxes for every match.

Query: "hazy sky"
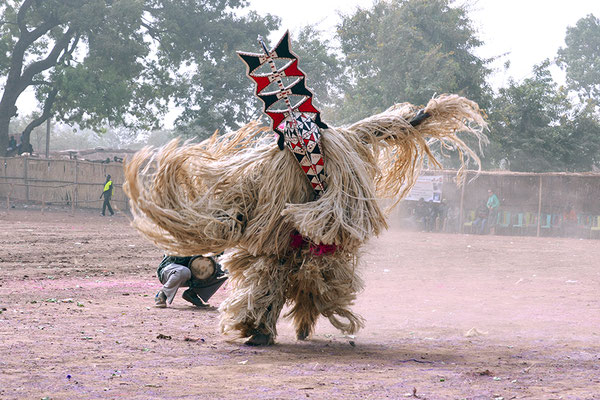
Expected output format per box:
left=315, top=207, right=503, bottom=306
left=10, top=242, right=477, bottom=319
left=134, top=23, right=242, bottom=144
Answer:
left=248, top=0, right=600, bottom=88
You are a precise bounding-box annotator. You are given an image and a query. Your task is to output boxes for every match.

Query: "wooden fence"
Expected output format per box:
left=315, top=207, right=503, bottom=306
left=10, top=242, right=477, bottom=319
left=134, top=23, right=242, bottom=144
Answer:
left=0, top=156, right=128, bottom=212
left=2, top=156, right=599, bottom=238
left=401, top=169, right=600, bottom=238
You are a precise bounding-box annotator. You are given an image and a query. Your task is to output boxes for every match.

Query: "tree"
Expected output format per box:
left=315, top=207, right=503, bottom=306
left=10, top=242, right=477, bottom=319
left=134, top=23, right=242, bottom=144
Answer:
left=176, top=24, right=346, bottom=140
left=556, top=14, right=600, bottom=103
left=559, top=104, right=600, bottom=171
left=166, top=6, right=279, bottom=140
left=0, top=0, right=278, bottom=156
left=7, top=113, right=46, bottom=151
left=291, top=25, right=347, bottom=122
left=334, top=0, right=492, bottom=123
left=487, top=61, right=600, bottom=172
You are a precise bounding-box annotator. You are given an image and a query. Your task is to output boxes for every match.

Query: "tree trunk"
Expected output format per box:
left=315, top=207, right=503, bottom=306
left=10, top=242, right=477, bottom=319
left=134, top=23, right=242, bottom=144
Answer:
left=0, top=116, right=10, bottom=157
left=0, top=98, right=19, bottom=157
left=19, top=87, right=59, bottom=155
left=0, top=1, right=68, bottom=156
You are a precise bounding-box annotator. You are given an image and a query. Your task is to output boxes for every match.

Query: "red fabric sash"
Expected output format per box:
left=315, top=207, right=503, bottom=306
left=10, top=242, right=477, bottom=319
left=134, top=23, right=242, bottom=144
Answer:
left=289, top=231, right=338, bottom=256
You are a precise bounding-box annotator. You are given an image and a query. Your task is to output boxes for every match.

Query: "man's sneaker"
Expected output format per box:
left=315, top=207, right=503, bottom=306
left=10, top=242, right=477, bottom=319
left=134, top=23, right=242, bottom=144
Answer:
left=182, top=289, right=208, bottom=308
left=154, top=291, right=167, bottom=308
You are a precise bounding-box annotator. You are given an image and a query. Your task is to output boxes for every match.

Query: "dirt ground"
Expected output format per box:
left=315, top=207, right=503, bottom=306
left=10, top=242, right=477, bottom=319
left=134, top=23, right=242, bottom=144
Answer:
left=1, top=207, right=599, bottom=400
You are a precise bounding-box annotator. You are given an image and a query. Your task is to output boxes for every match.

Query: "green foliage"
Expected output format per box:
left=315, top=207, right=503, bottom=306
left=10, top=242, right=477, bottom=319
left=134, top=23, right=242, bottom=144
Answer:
left=334, top=0, right=492, bottom=123
left=160, top=5, right=280, bottom=138
left=0, top=0, right=278, bottom=152
left=556, top=14, right=600, bottom=102
left=485, top=14, right=600, bottom=172
left=0, top=3, right=18, bottom=76
left=487, top=61, right=600, bottom=172
left=293, top=25, right=347, bottom=117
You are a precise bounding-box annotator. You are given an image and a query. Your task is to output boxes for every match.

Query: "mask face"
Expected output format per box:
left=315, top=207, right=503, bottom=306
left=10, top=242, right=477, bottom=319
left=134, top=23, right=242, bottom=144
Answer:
left=189, top=256, right=214, bottom=280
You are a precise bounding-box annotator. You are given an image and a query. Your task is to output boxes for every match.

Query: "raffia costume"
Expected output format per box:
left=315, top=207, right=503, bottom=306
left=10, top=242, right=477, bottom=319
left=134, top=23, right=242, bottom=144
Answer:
left=124, top=33, right=486, bottom=345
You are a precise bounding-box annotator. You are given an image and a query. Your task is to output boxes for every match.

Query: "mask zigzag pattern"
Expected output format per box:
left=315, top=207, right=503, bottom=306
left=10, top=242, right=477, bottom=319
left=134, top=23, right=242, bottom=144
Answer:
left=238, top=31, right=328, bottom=197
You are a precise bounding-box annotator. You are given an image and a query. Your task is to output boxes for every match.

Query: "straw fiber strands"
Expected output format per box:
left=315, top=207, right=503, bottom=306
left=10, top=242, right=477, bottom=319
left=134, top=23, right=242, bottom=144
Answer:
left=124, top=94, right=486, bottom=344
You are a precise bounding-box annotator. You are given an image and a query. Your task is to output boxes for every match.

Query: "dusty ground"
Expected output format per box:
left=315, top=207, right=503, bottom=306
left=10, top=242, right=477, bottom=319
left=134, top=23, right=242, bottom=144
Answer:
left=1, top=207, right=599, bottom=400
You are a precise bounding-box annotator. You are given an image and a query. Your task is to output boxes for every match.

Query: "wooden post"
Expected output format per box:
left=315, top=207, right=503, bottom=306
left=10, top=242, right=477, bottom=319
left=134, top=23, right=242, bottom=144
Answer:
left=74, top=160, right=79, bottom=209
left=41, top=191, right=46, bottom=213
left=41, top=160, right=49, bottom=213
left=24, top=156, right=29, bottom=202
left=458, top=172, right=467, bottom=232
left=71, top=186, right=75, bottom=215
left=45, top=118, right=51, bottom=159
left=536, top=175, right=543, bottom=237
left=6, top=183, right=12, bottom=209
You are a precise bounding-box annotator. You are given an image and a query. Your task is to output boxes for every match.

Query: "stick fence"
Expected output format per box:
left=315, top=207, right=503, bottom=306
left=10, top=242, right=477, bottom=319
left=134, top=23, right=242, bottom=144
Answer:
left=0, top=156, right=128, bottom=212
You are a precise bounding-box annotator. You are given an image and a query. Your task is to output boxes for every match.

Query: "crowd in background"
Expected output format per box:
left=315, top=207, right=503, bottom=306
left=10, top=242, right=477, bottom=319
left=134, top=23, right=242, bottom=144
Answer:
left=401, top=189, right=599, bottom=239
left=5, top=134, right=33, bottom=156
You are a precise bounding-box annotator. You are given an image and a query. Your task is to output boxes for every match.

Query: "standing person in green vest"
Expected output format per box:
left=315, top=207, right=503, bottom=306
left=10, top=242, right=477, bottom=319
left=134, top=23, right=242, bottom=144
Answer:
left=100, top=174, right=114, bottom=216
left=486, top=189, right=500, bottom=234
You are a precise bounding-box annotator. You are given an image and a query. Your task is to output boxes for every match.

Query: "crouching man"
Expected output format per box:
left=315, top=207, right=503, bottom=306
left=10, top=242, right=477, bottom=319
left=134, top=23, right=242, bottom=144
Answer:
left=155, top=255, right=227, bottom=308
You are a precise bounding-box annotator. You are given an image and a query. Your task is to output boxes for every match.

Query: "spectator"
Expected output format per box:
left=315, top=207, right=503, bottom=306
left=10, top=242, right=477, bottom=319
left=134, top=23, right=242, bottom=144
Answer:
left=414, top=198, right=429, bottom=231
left=437, top=199, right=449, bottom=231
left=16, top=134, right=33, bottom=154
left=562, top=205, right=577, bottom=237
left=427, top=200, right=440, bottom=232
left=473, top=202, right=489, bottom=235
left=7, top=135, right=16, bottom=152
left=100, top=174, right=114, bottom=216
left=486, top=189, right=500, bottom=234
left=445, top=204, right=459, bottom=233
